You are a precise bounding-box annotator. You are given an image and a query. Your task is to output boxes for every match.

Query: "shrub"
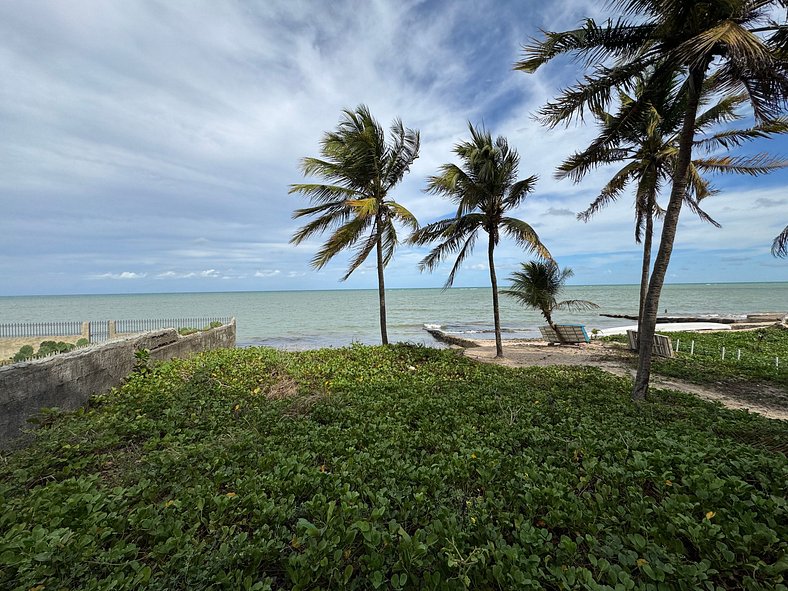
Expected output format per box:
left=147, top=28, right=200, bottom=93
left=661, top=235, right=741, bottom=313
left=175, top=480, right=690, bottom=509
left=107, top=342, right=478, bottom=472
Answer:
left=12, top=345, right=35, bottom=362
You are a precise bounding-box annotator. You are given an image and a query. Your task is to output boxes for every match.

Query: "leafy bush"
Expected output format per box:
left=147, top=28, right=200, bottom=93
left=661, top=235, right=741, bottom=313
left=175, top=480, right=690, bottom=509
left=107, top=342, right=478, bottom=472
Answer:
left=36, top=340, right=76, bottom=357
left=76, top=338, right=90, bottom=347
left=11, top=345, right=35, bottom=362
left=1, top=345, right=786, bottom=590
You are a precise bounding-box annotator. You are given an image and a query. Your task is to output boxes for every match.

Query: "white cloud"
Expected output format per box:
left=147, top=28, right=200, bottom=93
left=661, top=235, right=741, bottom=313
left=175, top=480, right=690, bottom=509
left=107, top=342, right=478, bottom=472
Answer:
left=93, top=271, right=147, bottom=280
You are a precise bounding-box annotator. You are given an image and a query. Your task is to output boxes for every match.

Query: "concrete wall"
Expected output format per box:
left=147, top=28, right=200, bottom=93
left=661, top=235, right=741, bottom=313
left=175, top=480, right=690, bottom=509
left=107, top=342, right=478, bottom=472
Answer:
left=0, top=319, right=235, bottom=449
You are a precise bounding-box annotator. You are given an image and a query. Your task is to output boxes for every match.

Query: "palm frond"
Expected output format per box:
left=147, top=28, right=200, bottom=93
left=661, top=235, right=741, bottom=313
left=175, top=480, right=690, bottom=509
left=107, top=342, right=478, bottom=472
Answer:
left=342, top=226, right=379, bottom=281
left=346, top=197, right=378, bottom=218
left=682, top=192, right=721, bottom=229
left=693, top=153, right=788, bottom=175
left=554, top=299, right=601, bottom=311
left=502, top=175, right=538, bottom=209
left=694, top=117, right=788, bottom=151
left=443, top=233, right=478, bottom=289
left=693, top=93, right=749, bottom=132
left=536, top=59, right=650, bottom=127
left=500, top=217, right=552, bottom=260
left=289, top=183, right=361, bottom=205
left=387, top=201, right=420, bottom=231
left=772, top=224, right=788, bottom=257
left=556, top=147, right=632, bottom=182
left=576, top=161, right=639, bottom=221
left=290, top=206, right=354, bottom=245
left=310, top=215, right=371, bottom=271
left=515, top=19, right=656, bottom=73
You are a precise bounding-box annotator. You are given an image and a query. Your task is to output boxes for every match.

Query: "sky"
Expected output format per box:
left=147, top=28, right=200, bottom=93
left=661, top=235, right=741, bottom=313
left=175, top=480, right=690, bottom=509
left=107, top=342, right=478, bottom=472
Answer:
left=1, top=0, right=786, bottom=297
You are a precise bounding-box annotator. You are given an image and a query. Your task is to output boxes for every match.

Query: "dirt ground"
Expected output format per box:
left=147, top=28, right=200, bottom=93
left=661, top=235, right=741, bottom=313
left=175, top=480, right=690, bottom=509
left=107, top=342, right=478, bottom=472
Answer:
left=463, top=339, right=788, bottom=421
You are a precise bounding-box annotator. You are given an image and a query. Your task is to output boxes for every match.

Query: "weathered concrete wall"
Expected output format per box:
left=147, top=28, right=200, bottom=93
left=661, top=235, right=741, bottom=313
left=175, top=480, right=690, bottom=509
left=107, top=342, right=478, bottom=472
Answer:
left=0, top=319, right=235, bottom=449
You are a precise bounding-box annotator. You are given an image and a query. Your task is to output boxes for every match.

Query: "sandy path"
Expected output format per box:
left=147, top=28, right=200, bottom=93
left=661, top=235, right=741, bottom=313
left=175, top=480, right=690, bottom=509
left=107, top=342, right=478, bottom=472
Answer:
left=463, top=340, right=788, bottom=421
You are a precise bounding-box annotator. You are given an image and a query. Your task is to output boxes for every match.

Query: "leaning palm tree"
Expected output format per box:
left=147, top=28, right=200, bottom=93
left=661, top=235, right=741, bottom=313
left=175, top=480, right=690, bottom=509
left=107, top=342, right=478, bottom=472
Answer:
left=561, top=73, right=787, bottom=340
left=289, top=105, right=420, bottom=345
left=517, top=0, right=788, bottom=400
left=502, top=261, right=598, bottom=342
left=774, top=225, right=788, bottom=257
left=410, top=123, right=551, bottom=357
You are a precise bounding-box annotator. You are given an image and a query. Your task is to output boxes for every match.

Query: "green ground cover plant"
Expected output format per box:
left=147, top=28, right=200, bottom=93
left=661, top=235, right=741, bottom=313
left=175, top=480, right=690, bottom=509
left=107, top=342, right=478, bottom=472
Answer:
left=606, top=327, right=788, bottom=389
left=1, top=345, right=786, bottom=590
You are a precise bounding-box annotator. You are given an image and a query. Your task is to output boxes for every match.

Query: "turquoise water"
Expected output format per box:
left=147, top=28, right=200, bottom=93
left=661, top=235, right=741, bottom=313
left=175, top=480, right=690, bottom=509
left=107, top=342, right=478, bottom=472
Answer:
left=0, top=283, right=785, bottom=349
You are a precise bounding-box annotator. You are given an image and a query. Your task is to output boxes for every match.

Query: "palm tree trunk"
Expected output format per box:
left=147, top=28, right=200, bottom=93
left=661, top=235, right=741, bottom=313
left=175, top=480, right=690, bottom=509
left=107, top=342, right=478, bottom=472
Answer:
left=545, top=311, right=565, bottom=344
left=632, top=66, right=705, bottom=401
left=636, top=212, right=654, bottom=345
left=488, top=234, right=503, bottom=357
left=376, top=231, right=388, bottom=345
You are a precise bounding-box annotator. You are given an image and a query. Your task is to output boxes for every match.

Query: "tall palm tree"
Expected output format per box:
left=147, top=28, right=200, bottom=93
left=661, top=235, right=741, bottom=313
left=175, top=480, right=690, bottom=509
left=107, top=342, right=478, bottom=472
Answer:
left=289, top=105, right=420, bottom=345
left=774, top=225, right=788, bottom=257
left=410, top=124, right=551, bottom=357
left=560, top=74, right=787, bottom=340
left=502, top=261, right=598, bottom=341
left=516, top=0, right=788, bottom=400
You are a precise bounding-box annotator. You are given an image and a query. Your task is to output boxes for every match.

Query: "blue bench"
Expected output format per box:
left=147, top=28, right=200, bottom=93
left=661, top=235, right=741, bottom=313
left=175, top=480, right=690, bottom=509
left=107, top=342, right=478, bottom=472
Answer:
left=539, top=324, right=590, bottom=344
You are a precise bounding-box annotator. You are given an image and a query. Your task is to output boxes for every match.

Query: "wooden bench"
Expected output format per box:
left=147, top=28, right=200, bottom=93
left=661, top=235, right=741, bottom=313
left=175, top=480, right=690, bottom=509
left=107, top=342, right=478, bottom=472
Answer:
left=626, top=330, right=674, bottom=357
left=539, top=324, right=590, bottom=344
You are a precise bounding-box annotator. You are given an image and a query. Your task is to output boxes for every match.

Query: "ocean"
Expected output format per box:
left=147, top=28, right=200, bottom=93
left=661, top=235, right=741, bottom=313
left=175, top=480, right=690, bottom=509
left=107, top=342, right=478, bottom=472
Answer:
left=0, top=283, right=785, bottom=349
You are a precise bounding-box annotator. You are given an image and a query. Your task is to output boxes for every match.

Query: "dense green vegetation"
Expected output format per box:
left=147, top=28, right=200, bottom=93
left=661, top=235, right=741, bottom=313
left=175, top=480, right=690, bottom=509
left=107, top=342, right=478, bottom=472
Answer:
left=606, top=327, right=788, bottom=390
left=10, top=339, right=90, bottom=362
left=2, top=345, right=786, bottom=590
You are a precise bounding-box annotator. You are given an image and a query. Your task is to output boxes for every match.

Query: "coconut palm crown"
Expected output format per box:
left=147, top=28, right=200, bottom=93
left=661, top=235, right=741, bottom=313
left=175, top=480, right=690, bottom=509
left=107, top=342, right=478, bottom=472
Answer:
left=502, top=261, right=599, bottom=337
left=517, top=0, right=788, bottom=400
left=410, top=123, right=551, bottom=357
left=289, top=105, right=420, bottom=345
left=560, top=71, right=788, bottom=336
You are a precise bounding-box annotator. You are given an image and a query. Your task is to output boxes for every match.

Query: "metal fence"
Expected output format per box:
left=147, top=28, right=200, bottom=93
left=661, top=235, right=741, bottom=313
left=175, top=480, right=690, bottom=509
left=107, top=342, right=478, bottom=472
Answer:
left=0, top=321, right=83, bottom=338
left=0, top=317, right=232, bottom=344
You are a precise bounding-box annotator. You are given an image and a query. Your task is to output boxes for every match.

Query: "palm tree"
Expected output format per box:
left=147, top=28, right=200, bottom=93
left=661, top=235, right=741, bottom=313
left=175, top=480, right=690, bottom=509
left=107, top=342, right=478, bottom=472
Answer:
left=289, top=105, right=420, bottom=345
left=502, top=261, right=598, bottom=341
left=410, top=123, right=551, bottom=357
left=516, top=0, right=788, bottom=400
left=774, top=225, right=788, bottom=257
left=560, top=74, right=787, bottom=340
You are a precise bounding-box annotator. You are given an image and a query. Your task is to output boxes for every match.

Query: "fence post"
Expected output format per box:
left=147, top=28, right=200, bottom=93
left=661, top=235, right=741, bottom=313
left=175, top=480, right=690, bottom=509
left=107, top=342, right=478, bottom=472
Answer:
left=81, top=321, right=91, bottom=342
left=690, top=340, right=694, bottom=356
left=737, top=349, right=741, bottom=361
left=722, top=347, right=726, bottom=361
left=108, top=320, right=117, bottom=340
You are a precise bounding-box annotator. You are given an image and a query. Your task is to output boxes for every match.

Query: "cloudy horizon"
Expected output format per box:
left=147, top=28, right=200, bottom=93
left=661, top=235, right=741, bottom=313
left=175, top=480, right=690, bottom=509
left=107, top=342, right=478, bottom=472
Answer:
left=2, top=0, right=786, bottom=297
